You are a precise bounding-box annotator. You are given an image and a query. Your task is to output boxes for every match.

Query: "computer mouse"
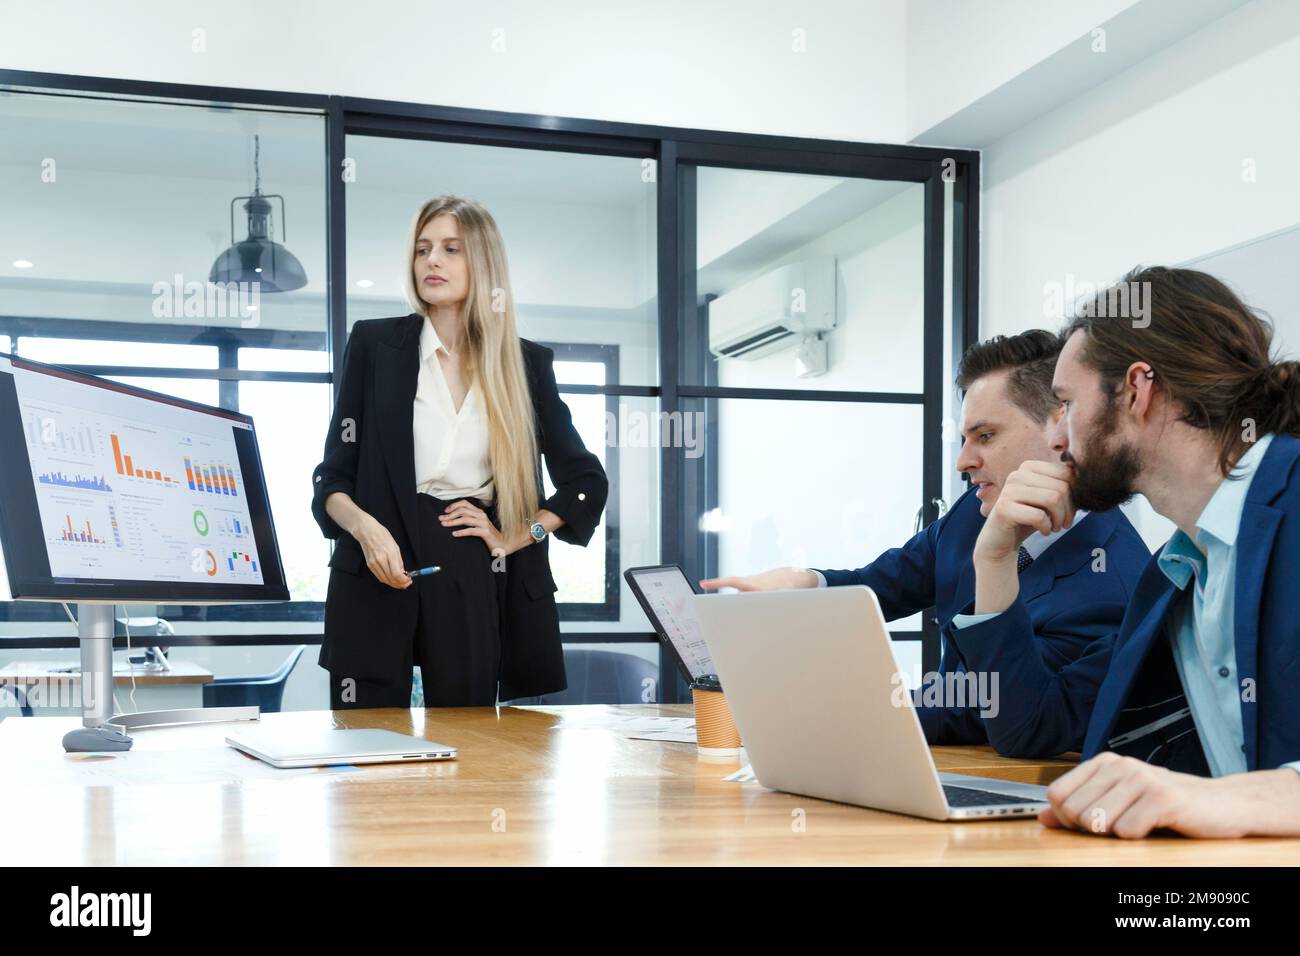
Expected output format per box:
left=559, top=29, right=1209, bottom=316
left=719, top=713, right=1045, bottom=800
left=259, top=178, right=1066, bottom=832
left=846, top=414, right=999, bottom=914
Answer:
left=62, top=727, right=134, bottom=752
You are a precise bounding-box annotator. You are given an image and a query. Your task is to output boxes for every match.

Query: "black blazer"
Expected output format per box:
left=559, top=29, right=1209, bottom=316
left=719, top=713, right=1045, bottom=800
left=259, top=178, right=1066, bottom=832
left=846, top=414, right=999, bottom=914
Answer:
left=310, top=313, right=608, bottom=698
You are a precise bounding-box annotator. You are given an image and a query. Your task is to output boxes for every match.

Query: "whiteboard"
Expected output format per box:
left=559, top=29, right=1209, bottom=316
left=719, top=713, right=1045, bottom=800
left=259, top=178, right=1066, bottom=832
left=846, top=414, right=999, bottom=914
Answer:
left=1185, top=225, right=1300, bottom=361
left=1119, top=226, right=1300, bottom=552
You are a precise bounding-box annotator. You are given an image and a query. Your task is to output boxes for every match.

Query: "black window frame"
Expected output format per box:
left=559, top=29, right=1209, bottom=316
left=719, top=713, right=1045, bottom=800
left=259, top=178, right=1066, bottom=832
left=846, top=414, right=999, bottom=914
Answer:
left=540, top=340, right=620, bottom=622
left=0, top=70, right=980, bottom=677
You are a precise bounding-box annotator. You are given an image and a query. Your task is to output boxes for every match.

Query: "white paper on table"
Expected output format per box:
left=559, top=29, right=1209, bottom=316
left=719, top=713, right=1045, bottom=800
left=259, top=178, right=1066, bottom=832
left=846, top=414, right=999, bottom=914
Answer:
left=626, top=725, right=698, bottom=743
left=556, top=713, right=697, bottom=742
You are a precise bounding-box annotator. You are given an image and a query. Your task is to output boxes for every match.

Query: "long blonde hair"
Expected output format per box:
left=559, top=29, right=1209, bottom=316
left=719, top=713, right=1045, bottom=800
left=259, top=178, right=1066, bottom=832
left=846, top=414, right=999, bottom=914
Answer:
left=403, top=196, right=539, bottom=539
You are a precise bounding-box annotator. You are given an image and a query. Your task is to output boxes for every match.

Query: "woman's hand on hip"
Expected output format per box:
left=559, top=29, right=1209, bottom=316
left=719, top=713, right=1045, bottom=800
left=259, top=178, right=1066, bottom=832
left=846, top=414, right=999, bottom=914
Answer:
left=440, top=500, right=516, bottom=558
left=352, top=514, right=412, bottom=589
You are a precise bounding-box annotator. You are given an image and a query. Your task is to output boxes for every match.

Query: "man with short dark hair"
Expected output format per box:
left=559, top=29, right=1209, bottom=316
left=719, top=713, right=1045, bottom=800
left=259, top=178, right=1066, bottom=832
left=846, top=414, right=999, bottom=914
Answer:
left=957, top=266, right=1300, bottom=838
left=701, top=330, right=1150, bottom=744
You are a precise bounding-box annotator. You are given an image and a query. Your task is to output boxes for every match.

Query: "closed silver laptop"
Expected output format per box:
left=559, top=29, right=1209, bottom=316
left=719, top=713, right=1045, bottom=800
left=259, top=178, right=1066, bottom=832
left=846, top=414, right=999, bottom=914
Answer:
left=227, top=726, right=457, bottom=769
left=692, top=586, right=1051, bottom=821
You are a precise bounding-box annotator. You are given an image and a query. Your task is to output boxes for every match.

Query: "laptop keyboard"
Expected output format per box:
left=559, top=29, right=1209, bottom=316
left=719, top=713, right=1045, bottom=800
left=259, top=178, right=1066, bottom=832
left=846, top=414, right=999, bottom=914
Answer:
left=942, top=784, right=1045, bottom=808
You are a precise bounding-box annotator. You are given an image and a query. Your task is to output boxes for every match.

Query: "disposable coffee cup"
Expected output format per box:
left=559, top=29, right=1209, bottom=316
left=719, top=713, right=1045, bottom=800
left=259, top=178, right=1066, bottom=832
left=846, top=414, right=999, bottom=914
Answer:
left=692, top=683, right=741, bottom=757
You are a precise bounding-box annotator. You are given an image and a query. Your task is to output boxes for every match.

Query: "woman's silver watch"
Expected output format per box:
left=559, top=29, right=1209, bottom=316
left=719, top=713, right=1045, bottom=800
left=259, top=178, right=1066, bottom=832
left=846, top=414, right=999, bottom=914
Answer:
left=529, top=520, right=547, bottom=544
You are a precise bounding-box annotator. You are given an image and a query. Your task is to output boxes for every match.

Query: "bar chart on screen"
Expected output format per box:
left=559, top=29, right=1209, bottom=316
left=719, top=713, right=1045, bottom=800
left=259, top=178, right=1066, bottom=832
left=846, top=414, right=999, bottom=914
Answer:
left=37, top=469, right=114, bottom=492
left=17, top=381, right=265, bottom=585
left=54, top=506, right=122, bottom=547
left=109, top=431, right=180, bottom=485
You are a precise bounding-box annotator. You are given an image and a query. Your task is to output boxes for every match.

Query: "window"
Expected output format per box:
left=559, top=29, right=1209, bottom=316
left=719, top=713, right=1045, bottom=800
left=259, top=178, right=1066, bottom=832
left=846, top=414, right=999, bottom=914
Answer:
left=0, top=87, right=326, bottom=632
left=672, top=161, right=945, bottom=697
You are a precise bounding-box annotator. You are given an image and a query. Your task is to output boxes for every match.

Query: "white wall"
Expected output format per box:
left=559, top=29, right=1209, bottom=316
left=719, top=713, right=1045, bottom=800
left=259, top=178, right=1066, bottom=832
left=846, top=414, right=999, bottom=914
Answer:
left=978, top=0, right=1300, bottom=550
left=906, top=0, right=1139, bottom=138
left=0, top=0, right=911, bottom=144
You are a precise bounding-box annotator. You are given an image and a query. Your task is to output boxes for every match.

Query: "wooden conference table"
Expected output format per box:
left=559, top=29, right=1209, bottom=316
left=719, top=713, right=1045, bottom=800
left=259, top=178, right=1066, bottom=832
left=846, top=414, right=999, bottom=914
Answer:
left=0, top=704, right=1295, bottom=865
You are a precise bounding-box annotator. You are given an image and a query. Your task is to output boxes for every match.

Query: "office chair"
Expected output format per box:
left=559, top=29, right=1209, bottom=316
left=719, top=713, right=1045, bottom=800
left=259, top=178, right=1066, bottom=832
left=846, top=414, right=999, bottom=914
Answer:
left=202, top=645, right=307, bottom=713
left=505, top=647, right=658, bottom=706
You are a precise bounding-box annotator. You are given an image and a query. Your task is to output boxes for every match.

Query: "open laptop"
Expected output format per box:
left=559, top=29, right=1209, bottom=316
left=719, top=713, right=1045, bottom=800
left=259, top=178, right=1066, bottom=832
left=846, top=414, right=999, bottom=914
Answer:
left=692, top=585, right=1051, bottom=821
left=226, top=727, right=457, bottom=769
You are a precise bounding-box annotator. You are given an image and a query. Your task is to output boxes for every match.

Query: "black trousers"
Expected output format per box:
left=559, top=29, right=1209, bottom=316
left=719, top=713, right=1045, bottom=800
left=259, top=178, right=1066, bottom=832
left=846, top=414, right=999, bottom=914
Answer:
left=328, top=493, right=504, bottom=709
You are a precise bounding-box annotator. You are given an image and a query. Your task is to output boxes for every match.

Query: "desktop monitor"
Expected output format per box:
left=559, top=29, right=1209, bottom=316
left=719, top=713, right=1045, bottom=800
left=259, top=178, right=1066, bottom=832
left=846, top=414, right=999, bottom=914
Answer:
left=0, top=351, right=289, bottom=747
left=0, top=352, right=288, bottom=603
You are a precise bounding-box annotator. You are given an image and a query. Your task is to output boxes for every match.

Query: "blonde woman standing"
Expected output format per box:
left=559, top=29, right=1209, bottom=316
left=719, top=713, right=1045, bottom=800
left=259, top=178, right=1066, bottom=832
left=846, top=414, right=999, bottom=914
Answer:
left=311, top=196, right=607, bottom=707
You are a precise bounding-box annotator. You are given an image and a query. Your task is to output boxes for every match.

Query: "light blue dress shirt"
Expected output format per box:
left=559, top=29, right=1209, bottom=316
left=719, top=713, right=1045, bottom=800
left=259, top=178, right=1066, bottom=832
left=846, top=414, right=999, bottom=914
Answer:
left=954, top=432, right=1300, bottom=777
left=1153, top=432, right=1299, bottom=776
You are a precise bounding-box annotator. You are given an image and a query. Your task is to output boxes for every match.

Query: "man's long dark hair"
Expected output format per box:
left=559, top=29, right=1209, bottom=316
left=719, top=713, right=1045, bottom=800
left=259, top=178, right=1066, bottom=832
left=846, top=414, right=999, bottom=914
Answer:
left=1064, top=266, right=1300, bottom=477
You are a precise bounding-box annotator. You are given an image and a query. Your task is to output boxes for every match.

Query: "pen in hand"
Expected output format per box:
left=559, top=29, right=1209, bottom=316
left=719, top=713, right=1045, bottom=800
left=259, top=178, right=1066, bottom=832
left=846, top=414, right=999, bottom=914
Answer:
left=406, top=565, right=442, bottom=578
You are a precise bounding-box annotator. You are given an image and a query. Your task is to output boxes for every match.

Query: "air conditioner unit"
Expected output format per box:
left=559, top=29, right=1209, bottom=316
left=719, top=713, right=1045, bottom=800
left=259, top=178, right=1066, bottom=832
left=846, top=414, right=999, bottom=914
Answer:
left=707, top=257, right=836, bottom=360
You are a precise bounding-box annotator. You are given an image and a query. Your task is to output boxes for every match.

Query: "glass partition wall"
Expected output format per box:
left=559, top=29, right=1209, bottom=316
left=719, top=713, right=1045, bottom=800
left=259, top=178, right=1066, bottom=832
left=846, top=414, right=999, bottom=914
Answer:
left=0, top=71, right=978, bottom=702
left=0, top=85, right=330, bottom=634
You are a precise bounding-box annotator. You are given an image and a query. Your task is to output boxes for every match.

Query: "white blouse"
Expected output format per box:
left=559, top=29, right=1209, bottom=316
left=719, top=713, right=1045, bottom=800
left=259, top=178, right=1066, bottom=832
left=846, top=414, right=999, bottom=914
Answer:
left=412, top=319, right=494, bottom=502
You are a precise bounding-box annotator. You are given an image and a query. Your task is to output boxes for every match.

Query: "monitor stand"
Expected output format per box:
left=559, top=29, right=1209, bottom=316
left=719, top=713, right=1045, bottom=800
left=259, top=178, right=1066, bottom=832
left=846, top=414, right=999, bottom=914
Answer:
left=62, top=604, right=260, bottom=752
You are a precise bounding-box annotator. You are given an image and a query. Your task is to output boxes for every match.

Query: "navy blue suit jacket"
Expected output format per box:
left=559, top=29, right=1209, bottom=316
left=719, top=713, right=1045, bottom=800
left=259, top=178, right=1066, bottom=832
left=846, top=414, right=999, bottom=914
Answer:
left=813, top=486, right=1150, bottom=744
left=949, top=435, right=1300, bottom=771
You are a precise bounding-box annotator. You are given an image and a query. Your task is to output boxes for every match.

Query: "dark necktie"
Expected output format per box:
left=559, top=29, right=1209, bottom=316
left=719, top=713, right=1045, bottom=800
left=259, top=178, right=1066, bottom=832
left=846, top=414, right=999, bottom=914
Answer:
left=938, top=545, right=1035, bottom=676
